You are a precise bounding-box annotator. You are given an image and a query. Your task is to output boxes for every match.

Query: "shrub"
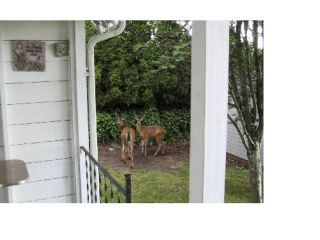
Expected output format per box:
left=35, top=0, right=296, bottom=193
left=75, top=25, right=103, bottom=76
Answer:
left=96, top=107, right=190, bottom=145
left=86, top=21, right=191, bottom=112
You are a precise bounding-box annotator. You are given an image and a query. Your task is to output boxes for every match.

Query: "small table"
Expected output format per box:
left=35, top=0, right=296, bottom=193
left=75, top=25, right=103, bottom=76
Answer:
left=0, top=160, right=29, bottom=188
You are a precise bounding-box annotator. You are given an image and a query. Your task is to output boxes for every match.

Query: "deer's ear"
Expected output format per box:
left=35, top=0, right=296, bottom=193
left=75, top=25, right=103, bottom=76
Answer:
left=141, top=116, right=145, bottom=121
left=134, top=114, right=138, bottom=120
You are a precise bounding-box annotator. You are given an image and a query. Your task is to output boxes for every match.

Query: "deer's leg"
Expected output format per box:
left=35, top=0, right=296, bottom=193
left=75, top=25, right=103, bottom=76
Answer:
left=154, top=136, right=162, bottom=157
left=144, top=138, right=149, bottom=157
left=162, top=141, right=166, bottom=154
left=121, top=143, right=126, bottom=164
left=126, top=148, right=129, bottom=163
left=130, top=144, right=134, bottom=169
left=140, top=139, right=144, bottom=154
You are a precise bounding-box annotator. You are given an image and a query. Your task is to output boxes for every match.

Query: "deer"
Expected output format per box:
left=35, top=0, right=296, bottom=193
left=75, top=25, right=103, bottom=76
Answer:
left=134, top=114, right=166, bottom=157
left=117, top=115, right=136, bottom=169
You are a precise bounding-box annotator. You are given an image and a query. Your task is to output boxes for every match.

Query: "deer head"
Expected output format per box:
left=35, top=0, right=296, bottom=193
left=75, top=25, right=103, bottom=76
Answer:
left=134, top=114, right=145, bottom=126
left=116, top=115, right=126, bottom=128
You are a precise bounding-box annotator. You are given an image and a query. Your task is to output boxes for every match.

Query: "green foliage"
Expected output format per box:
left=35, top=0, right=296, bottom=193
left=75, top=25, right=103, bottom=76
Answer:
left=96, top=112, right=119, bottom=144
left=87, top=21, right=192, bottom=146
left=86, top=21, right=191, bottom=111
left=160, top=109, right=190, bottom=142
left=97, top=107, right=190, bottom=145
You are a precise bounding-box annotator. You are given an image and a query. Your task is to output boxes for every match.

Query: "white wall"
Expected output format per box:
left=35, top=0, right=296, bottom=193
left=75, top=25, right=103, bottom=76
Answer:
left=0, top=21, right=76, bottom=202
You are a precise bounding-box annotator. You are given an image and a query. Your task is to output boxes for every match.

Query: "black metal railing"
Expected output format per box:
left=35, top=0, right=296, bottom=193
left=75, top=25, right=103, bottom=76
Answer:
left=80, top=146, right=131, bottom=203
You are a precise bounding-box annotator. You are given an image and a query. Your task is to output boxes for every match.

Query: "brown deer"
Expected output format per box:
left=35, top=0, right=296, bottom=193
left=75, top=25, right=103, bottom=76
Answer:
left=134, top=115, right=166, bottom=157
left=117, top=116, right=135, bottom=169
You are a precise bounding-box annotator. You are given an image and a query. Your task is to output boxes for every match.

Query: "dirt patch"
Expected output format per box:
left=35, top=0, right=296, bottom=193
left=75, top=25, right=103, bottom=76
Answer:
left=98, top=140, right=190, bottom=172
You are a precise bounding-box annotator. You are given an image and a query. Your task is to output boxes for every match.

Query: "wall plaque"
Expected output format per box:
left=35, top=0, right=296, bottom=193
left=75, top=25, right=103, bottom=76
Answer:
left=54, top=41, right=69, bottom=57
left=12, top=41, right=46, bottom=72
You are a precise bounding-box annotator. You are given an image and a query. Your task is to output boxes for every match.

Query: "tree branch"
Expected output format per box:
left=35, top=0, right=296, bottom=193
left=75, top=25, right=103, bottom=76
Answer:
left=229, top=60, right=245, bottom=117
left=229, top=83, right=255, bottom=146
left=228, top=114, right=249, bottom=152
left=253, top=21, right=264, bottom=141
left=243, top=21, right=258, bottom=127
left=234, top=21, right=252, bottom=134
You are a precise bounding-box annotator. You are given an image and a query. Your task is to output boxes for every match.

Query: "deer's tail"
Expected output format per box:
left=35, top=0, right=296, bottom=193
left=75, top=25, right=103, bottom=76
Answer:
left=125, top=133, right=131, bottom=150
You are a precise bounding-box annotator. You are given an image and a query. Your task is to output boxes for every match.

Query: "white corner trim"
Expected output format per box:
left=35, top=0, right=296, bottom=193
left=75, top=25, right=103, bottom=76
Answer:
left=0, top=22, right=13, bottom=203
left=72, top=21, right=90, bottom=203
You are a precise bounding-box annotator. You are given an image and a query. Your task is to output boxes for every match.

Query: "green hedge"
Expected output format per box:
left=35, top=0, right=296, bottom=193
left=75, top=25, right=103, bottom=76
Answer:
left=97, top=107, right=190, bottom=145
left=86, top=21, right=191, bottom=112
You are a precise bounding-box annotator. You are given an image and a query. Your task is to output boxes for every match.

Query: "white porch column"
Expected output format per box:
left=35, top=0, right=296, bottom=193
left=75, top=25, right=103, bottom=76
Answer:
left=72, top=21, right=90, bottom=202
left=189, top=21, right=229, bottom=203
left=0, top=22, right=12, bottom=203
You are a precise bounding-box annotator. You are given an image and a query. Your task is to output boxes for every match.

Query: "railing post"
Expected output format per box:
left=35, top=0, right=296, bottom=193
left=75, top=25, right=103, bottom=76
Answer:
left=84, top=154, right=90, bottom=203
left=125, top=174, right=131, bottom=203
left=81, top=146, right=130, bottom=203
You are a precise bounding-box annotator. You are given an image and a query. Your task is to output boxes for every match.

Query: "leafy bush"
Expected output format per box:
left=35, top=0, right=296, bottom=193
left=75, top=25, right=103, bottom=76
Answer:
left=86, top=21, right=191, bottom=112
left=160, top=109, right=190, bottom=142
left=97, top=107, right=190, bottom=145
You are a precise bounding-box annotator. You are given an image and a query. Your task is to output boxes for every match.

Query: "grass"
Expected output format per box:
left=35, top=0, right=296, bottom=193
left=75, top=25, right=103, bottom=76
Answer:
left=100, top=162, right=250, bottom=203
left=101, top=162, right=189, bottom=203
left=224, top=165, right=250, bottom=203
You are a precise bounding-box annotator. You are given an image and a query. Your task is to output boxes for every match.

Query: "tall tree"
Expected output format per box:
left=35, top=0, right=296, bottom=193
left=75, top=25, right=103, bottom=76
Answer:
left=228, top=20, right=264, bottom=203
left=85, top=20, right=191, bottom=112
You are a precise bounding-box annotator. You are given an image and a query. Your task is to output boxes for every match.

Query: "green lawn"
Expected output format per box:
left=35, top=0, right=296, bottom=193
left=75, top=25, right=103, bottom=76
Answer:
left=100, top=162, right=250, bottom=203
left=224, top=165, right=250, bottom=203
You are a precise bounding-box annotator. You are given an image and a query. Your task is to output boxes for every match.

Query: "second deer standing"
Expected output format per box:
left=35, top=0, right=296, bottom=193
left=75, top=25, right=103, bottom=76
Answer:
left=134, top=115, right=166, bottom=157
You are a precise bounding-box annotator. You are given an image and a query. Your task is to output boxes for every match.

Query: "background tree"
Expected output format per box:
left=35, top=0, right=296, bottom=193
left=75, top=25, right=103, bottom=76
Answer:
left=228, top=20, right=264, bottom=203
left=86, top=20, right=191, bottom=112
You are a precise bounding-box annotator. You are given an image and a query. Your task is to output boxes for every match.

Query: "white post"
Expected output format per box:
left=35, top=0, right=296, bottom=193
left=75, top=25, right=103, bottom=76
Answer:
left=0, top=22, right=13, bottom=203
left=72, top=21, right=90, bottom=203
left=86, top=21, right=126, bottom=203
left=189, top=21, right=229, bottom=203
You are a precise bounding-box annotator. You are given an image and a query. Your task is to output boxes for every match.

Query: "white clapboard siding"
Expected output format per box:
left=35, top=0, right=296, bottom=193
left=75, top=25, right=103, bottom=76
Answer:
left=227, top=111, right=264, bottom=162
left=4, top=62, right=70, bottom=83
left=227, top=123, right=248, bottom=160
left=227, top=122, right=264, bottom=162
left=5, top=81, right=70, bottom=104
left=7, top=101, right=71, bottom=125
left=0, top=128, right=3, bottom=146
left=1, top=21, right=69, bottom=41
left=26, top=159, right=73, bottom=182
left=1, top=40, right=69, bottom=62
left=12, top=177, right=74, bottom=203
left=8, top=121, right=71, bottom=145
left=10, top=140, right=72, bottom=163
left=30, top=194, right=74, bottom=203
left=1, top=21, right=76, bottom=203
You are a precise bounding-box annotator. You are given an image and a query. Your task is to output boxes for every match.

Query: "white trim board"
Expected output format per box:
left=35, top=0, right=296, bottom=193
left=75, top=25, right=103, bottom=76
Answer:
left=71, top=21, right=89, bottom=203
left=0, top=21, right=11, bottom=202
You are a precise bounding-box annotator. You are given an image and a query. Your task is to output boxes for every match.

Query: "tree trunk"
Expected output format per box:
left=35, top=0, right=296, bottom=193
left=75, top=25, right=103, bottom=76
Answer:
left=247, top=144, right=263, bottom=203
